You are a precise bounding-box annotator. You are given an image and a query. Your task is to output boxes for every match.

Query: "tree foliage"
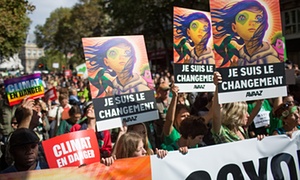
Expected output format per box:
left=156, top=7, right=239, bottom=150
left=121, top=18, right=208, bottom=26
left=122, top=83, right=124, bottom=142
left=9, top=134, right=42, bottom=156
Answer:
left=35, top=0, right=110, bottom=65
left=0, top=0, right=35, bottom=59
left=35, top=7, right=72, bottom=51
left=104, top=0, right=209, bottom=67
left=34, top=0, right=209, bottom=68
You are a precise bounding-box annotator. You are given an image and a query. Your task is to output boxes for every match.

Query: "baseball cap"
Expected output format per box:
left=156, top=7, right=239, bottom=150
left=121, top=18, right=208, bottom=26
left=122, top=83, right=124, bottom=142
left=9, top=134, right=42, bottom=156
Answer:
left=83, top=101, right=93, bottom=114
left=9, top=128, right=40, bottom=148
left=158, top=83, right=170, bottom=91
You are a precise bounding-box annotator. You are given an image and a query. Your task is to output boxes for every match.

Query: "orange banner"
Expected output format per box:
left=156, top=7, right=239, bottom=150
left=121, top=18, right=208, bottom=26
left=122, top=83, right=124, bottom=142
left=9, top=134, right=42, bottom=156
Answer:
left=0, top=156, right=151, bottom=180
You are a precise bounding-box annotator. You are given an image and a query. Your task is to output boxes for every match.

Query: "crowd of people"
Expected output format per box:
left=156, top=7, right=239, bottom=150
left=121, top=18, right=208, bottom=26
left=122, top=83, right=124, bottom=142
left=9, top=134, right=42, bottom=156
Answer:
left=0, top=63, right=299, bottom=173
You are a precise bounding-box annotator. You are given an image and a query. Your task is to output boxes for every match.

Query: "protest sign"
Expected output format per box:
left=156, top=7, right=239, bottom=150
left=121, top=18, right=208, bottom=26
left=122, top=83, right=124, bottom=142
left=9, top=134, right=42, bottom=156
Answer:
left=76, top=63, right=88, bottom=79
left=52, top=62, right=59, bottom=69
left=151, top=134, right=300, bottom=179
left=82, top=35, right=158, bottom=131
left=64, top=69, right=72, bottom=77
left=4, top=73, right=44, bottom=106
left=173, top=7, right=215, bottom=92
left=42, top=130, right=100, bottom=168
left=210, top=0, right=287, bottom=103
left=44, top=87, right=57, bottom=102
left=217, top=63, right=286, bottom=103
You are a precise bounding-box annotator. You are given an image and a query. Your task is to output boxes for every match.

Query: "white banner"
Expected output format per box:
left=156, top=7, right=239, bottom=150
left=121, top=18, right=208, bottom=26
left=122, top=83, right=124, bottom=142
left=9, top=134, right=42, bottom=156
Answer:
left=52, top=63, right=59, bottom=69
left=151, top=133, right=300, bottom=179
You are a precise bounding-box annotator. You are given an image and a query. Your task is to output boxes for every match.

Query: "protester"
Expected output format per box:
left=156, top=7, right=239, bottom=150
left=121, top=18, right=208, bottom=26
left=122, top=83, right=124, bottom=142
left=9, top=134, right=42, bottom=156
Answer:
left=50, top=94, right=72, bottom=137
left=152, top=83, right=172, bottom=149
left=116, top=122, right=154, bottom=155
left=190, top=92, right=215, bottom=146
left=162, top=85, right=190, bottom=147
left=273, top=102, right=300, bottom=138
left=212, top=72, right=263, bottom=144
left=77, top=80, right=90, bottom=102
left=161, top=115, right=208, bottom=153
left=0, top=128, right=48, bottom=173
left=70, top=101, right=112, bottom=158
left=10, top=117, right=18, bottom=131
left=33, top=99, right=50, bottom=140
left=101, top=132, right=167, bottom=166
left=0, top=94, right=19, bottom=142
left=69, top=88, right=81, bottom=106
left=56, top=105, right=81, bottom=136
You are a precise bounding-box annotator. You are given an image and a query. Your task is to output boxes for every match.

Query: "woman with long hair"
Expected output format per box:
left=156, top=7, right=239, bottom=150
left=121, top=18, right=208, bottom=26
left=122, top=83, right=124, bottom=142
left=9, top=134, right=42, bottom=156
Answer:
left=102, top=132, right=167, bottom=166
left=212, top=72, right=264, bottom=143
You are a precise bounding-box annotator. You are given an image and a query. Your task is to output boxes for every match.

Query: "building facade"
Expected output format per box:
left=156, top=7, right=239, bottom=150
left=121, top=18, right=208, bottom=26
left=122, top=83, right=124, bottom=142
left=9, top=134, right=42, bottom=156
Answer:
left=281, top=0, right=300, bottom=65
left=19, top=34, right=45, bottom=74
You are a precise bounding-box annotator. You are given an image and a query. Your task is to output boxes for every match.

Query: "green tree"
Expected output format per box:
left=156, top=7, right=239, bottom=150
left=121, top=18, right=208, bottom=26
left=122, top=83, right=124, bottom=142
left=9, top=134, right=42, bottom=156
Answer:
left=0, top=0, right=35, bottom=58
left=35, top=0, right=110, bottom=65
left=35, top=7, right=71, bottom=51
left=104, top=0, right=209, bottom=69
left=60, top=0, right=111, bottom=63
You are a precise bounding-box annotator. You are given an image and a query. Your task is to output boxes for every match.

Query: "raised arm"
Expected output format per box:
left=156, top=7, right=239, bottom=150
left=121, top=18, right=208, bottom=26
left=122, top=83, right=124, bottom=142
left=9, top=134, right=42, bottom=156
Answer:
left=272, top=96, right=283, bottom=114
left=17, top=97, right=35, bottom=129
left=162, top=85, right=179, bottom=136
left=111, top=121, right=127, bottom=156
left=212, top=72, right=222, bottom=134
left=246, top=100, right=263, bottom=127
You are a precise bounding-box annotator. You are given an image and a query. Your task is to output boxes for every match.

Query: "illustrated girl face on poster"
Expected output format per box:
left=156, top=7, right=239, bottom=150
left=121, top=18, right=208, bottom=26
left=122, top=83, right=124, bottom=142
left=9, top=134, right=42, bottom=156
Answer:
left=82, top=36, right=152, bottom=98
left=211, top=0, right=283, bottom=67
left=173, top=7, right=213, bottom=63
left=187, top=19, right=209, bottom=46
left=103, top=42, right=135, bottom=74
left=232, top=7, right=264, bottom=41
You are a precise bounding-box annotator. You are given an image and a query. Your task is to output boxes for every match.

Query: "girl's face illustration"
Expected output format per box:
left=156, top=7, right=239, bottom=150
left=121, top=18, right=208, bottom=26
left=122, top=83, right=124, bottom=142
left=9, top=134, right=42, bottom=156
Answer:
left=232, top=8, right=263, bottom=41
left=187, top=19, right=209, bottom=45
left=104, top=43, right=131, bottom=73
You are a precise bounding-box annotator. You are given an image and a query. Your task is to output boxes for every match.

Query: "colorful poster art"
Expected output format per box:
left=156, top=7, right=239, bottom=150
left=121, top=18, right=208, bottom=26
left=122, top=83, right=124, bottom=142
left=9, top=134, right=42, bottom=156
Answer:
left=82, top=35, right=158, bottom=131
left=173, top=7, right=215, bottom=92
left=4, top=73, right=44, bottom=106
left=210, top=0, right=287, bottom=103
left=42, top=130, right=100, bottom=168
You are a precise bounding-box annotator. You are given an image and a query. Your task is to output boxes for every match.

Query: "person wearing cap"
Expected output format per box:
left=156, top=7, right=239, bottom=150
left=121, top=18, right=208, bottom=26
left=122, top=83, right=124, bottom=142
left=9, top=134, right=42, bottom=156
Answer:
left=70, top=102, right=112, bottom=158
left=150, top=83, right=172, bottom=149
left=272, top=102, right=300, bottom=138
left=1, top=128, right=47, bottom=173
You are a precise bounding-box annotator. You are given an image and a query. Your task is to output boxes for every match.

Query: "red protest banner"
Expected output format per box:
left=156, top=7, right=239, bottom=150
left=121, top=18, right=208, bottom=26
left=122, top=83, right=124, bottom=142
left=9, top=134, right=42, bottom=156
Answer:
left=42, top=130, right=100, bottom=168
left=64, top=69, right=72, bottom=77
left=44, top=87, right=57, bottom=102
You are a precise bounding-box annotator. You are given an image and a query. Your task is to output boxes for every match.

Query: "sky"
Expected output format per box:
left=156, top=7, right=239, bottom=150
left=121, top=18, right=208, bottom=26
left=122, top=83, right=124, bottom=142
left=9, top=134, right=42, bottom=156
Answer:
left=27, top=0, right=78, bottom=34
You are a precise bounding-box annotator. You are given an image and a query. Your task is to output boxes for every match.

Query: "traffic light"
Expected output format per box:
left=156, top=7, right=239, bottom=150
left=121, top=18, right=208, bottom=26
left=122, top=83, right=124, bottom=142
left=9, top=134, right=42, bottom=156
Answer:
left=38, top=63, right=44, bottom=69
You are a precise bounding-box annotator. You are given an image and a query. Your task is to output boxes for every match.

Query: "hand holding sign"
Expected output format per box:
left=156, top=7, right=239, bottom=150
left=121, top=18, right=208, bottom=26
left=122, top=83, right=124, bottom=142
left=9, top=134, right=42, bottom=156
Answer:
left=17, top=97, right=35, bottom=129
left=213, top=71, right=222, bottom=85
left=21, top=97, right=35, bottom=117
